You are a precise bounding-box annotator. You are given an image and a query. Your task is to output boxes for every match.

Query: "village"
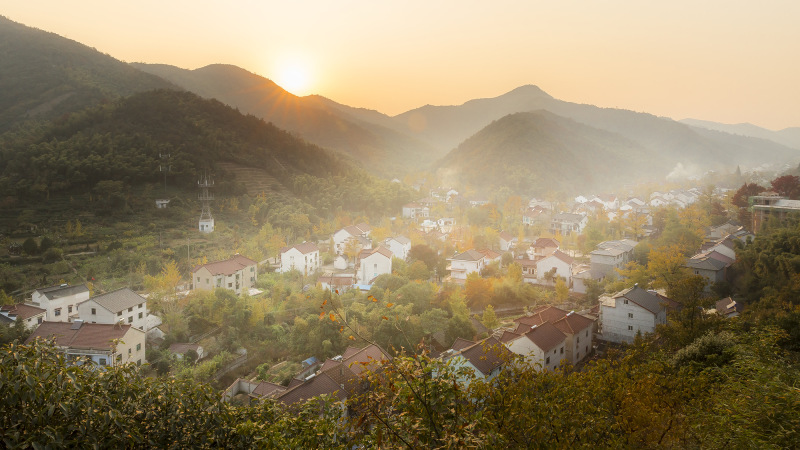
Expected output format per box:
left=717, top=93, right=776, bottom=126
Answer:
left=7, top=178, right=795, bottom=410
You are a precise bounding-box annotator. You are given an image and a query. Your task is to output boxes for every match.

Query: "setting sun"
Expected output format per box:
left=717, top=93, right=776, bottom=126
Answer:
left=274, top=57, right=312, bottom=96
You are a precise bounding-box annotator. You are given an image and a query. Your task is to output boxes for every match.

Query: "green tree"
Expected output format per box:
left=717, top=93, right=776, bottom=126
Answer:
left=481, top=304, right=499, bottom=330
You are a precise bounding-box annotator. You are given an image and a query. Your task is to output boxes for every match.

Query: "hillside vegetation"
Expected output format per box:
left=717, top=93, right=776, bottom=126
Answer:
left=436, top=110, right=659, bottom=194
left=0, top=16, right=175, bottom=133
left=131, top=63, right=437, bottom=175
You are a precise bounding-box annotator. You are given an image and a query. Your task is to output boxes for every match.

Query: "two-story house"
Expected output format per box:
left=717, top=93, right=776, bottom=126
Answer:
left=599, top=285, right=675, bottom=344
left=501, top=321, right=566, bottom=372
left=446, top=250, right=486, bottom=283
left=333, top=223, right=372, bottom=255
left=192, top=254, right=258, bottom=295
left=0, top=303, right=46, bottom=330
left=30, top=284, right=90, bottom=322
left=77, top=288, right=148, bottom=330
left=441, top=337, right=512, bottom=385
left=384, top=236, right=411, bottom=260
left=280, top=242, right=320, bottom=276
left=509, top=306, right=596, bottom=366
left=550, top=212, right=587, bottom=236
left=26, top=320, right=146, bottom=367
left=590, top=239, right=638, bottom=278
left=536, top=250, right=574, bottom=285
left=356, top=247, right=393, bottom=285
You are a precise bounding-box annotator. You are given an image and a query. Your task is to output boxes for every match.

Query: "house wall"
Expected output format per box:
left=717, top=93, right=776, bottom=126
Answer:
left=536, top=257, right=572, bottom=285
left=193, top=265, right=257, bottom=295
left=600, top=299, right=663, bottom=344
left=281, top=249, right=319, bottom=276
left=691, top=267, right=725, bottom=286
left=357, top=254, right=392, bottom=285
left=333, top=230, right=353, bottom=255
left=386, top=240, right=410, bottom=260
left=506, top=337, right=564, bottom=372
left=31, top=290, right=90, bottom=322
left=65, top=327, right=146, bottom=367
left=565, top=326, right=593, bottom=365
left=78, top=299, right=148, bottom=331
left=448, top=259, right=483, bottom=281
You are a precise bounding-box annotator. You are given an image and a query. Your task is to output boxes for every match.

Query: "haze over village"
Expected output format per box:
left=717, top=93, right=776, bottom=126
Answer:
left=1, top=3, right=800, bottom=447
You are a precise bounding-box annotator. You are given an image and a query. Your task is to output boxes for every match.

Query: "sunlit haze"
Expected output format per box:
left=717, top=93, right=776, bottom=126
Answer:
left=4, top=1, right=799, bottom=129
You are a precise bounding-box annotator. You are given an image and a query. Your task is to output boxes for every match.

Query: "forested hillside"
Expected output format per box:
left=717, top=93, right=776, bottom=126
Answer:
left=435, top=110, right=659, bottom=195
left=131, top=63, right=437, bottom=175
left=0, top=89, right=412, bottom=217
left=0, top=16, right=175, bottom=133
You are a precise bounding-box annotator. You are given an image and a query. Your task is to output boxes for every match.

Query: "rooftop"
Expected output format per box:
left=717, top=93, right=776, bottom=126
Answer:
left=192, top=254, right=257, bottom=276
left=26, top=321, right=133, bottom=350
left=87, top=288, right=145, bottom=313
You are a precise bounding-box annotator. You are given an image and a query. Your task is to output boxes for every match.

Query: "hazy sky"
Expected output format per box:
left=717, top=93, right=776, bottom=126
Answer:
left=4, top=1, right=799, bottom=129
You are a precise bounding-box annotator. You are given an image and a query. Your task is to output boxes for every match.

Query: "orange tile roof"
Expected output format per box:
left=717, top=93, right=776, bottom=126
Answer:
left=192, top=254, right=257, bottom=275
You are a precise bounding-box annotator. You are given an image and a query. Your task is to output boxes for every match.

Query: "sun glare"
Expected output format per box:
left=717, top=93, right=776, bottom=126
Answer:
left=275, top=59, right=312, bottom=96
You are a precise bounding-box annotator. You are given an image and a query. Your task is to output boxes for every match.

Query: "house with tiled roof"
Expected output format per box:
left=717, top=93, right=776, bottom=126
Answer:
left=356, top=247, right=393, bottom=285
left=384, top=236, right=412, bottom=260
left=550, top=212, right=587, bottom=236
left=599, top=285, right=672, bottom=344
left=442, top=337, right=513, bottom=384
left=446, top=249, right=486, bottom=283
left=0, top=303, right=46, bottom=330
left=503, top=322, right=566, bottom=371
left=318, top=273, right=357, bottom=293
left=522, top=206, right=548, bottom=226
left=552, top=312, right=595, bottom=365
left=77, top=288, right=148, bottom=331
left=528, top=237, right=560, bottom=260
left=713, top=297, right=743, bottom=318
left=498, top=231, right=517, bottom=251
left=280, top=242, right=320, bottom=276
left=26, top=320, right=146, bottom=367
left=685, top=252, right=729, bottom=288
left=192, top=254, right=258, bottom=295
left=590, top=239, right=638, bottom=277
left=333, top=223, right=372, bottom=255
left=478, top=248, right=502, bottom=265
left=31, top=283, right=90, bottom=322
left=225, top=344, right=391, bottom=408
left=536, top=250, right=574, bottom=285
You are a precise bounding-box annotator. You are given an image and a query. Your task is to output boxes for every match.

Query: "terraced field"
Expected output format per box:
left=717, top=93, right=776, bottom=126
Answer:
left=216, top=161, right=287, bottom=197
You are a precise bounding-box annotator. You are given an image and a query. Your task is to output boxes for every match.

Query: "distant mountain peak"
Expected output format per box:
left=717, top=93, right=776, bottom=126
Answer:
left=503, top=84, right=553, bottom=99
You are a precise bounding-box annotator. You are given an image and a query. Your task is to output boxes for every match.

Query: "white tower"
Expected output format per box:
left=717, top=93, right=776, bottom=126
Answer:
left=198, top=173, right=214, bottom=233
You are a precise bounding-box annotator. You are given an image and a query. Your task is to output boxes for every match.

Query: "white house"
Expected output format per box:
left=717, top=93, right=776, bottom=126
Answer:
left=384, top=236, right=412, bottom=260
left=536, top=250, right=574, bottom=285
left=590, top=239, right=638, bottom=278
left=552, top=312, right=595, bottom=365
left=0, top=303, right=46, bottom=330
left=77, top=288, right=148, bottom=331
left=30, top=284, right=90, bottom=322
left=441, top=337, right=512, bottom=384
left=402, top=202, right=430, bottom=219
left=498, top=231, right=517, bottom=251
left=333, top=223, right=372, bottom=255
left=446, top=250, right=486, bottom=282
left=356, top=247, right=393, bottom=285
left=599, top=285, right=673, bottom=344
left=280, top=242, right=320, bottom=276
left=192, top=254, right=258, bottom=295
left=550, top=212, right=587, bottom=236
left=528, top=237, right=560, bottom=260
left=26, top=320, right=146, bottom=367
left=501, top=322, right=566, bottom=372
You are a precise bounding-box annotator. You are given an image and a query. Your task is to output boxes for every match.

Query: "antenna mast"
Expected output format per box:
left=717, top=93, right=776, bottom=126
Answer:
left=198, top=171, right=215, bottom=233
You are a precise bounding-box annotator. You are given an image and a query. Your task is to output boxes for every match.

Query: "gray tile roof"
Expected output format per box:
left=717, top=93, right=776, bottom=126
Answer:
left=614, top=286, right=665, bottom=315
left=35, top=284, right=89, bottom=300
left=89, top=288, right=145, bottom=314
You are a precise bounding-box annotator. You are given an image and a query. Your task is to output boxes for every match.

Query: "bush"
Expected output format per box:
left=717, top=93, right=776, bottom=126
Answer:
left=41, top=247, right=63, bottom=264
left=22, top=237, right=38, bottom=255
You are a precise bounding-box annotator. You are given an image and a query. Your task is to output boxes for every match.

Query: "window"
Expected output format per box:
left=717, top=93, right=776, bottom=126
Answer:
left=68, top=305, right=73, bottom=313
left=546, top=357, right=550, bottom=365
left=128, top=307, right=133, bottom=312
left=137, top=359, right=141, bottom=366
left=623, top=299, right=629, bottom=305
left=136, top=343, right=141, bottom=351
left=250, top=267, right=254, bottom=272
left=37, top=318, right=42, bottom=324
left=228, top=282, right=232, bottom=288
left=138, top=312, right=143, bottom=319
left=128, top=348, right=132, bottom=354
left=586, top=330, right=589, bottom=337
left=197, top=277, right=200, bottom=283
left=116, top=354, right=122, bottom=362
left=560, top=347, right=563, bottom=354
left=628, top=313, right=633, bottom=319
left=91, top=308, right=96, bottom=315
left=577, top=336, right=580, bottom=343
left=117, top=311, right=122, bottom=317
left=128, top=316, right=133, bottom=323
left=138, top=303, right=143, bottom=309
left=628, top=325, right=633, bottom=331
left=55, top=308, right=61, bottom=316
left=99, top=358, right=107, bottom=366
